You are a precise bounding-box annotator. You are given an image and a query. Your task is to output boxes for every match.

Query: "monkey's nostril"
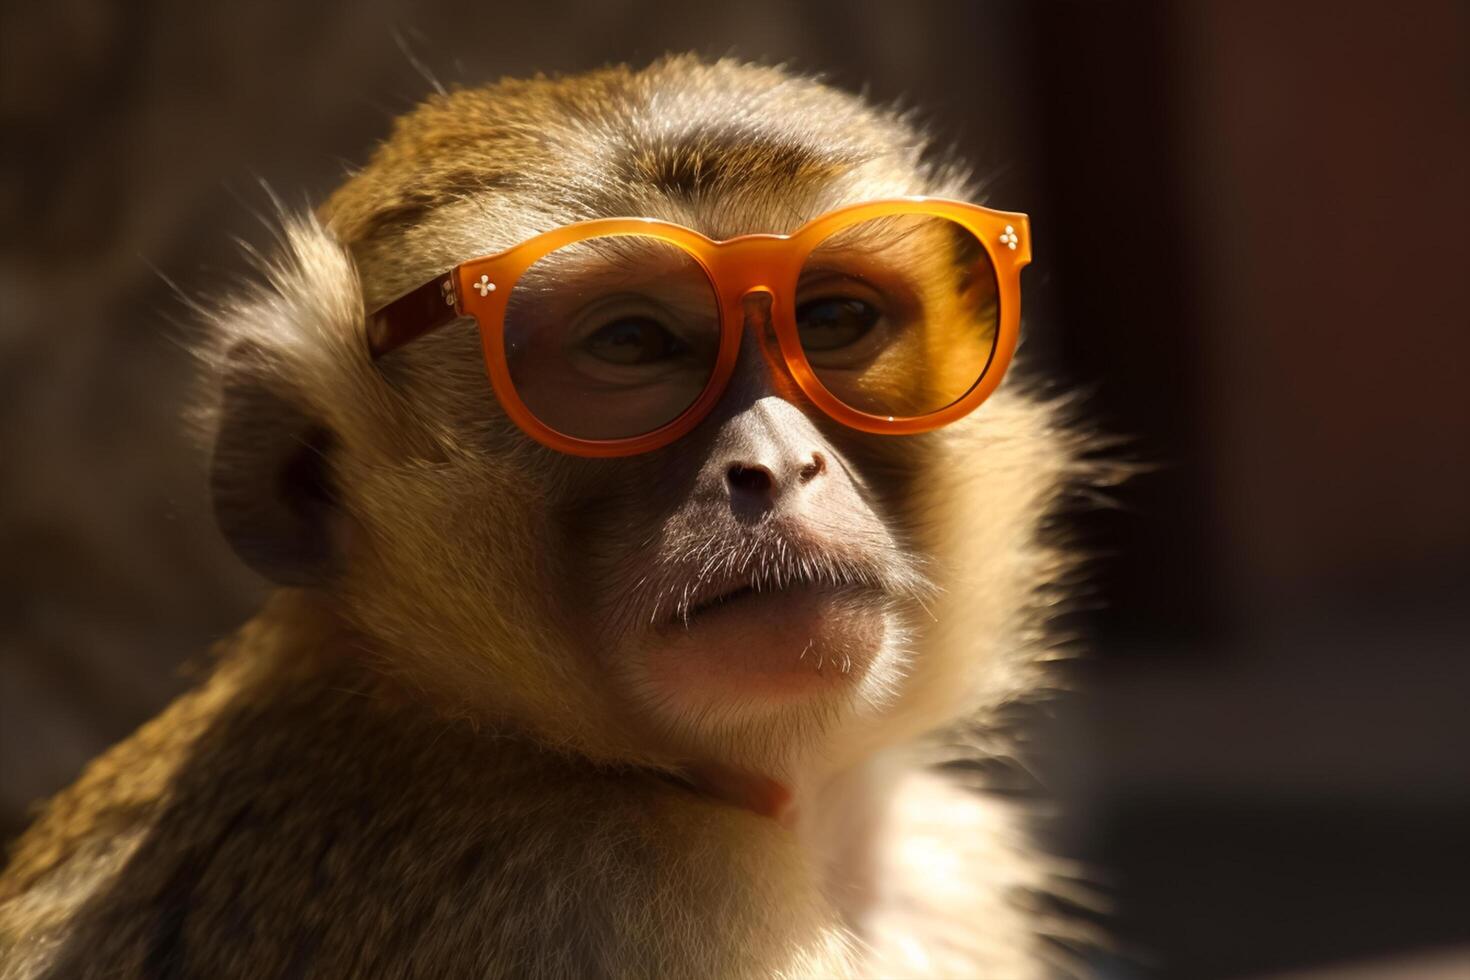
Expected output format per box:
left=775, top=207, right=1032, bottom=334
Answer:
left=726, top=463, right=775, bottom=496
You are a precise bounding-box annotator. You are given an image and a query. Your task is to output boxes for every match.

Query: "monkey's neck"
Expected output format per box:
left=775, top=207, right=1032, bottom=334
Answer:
left=794, top=750, right=906, bottom=927
left=672, top=754, right=899, bottom=928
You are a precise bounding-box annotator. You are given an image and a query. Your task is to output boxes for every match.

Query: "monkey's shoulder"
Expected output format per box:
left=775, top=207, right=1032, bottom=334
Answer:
left=1, top=635, right=841, bottom=978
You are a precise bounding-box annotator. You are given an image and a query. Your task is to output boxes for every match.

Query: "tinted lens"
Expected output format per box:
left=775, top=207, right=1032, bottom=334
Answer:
left=796, top=214, right=999, bottom=418
left=503, top=236, right=720, bottom=441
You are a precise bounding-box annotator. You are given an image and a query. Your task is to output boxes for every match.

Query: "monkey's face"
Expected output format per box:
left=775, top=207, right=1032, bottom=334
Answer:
left=213, top=61, right=1060, bottom=780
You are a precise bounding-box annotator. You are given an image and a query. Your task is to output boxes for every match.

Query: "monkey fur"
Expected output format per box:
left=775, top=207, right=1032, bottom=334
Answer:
left=1, top=57, right=1100, bottom=978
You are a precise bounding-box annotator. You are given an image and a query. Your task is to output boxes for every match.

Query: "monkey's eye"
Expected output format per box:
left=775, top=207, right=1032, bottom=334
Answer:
left=795, top=297, right=881, bottom=352
left=580, top=316, right=690, bottom=365
left=794, top=263, right=896, bottom=359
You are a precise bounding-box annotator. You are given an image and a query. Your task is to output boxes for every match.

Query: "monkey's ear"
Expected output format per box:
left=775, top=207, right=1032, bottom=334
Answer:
left=210, top=342, right=341, bottom=586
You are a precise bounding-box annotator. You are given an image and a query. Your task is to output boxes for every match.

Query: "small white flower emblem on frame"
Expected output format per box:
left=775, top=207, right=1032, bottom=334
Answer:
left=999, top=225, right=1019, bottom=250
left=473, top=274, right=497, bottom=296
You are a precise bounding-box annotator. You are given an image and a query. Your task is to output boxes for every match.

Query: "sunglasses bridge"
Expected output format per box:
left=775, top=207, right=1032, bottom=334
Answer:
left=675, top=231, right=800, bottom=306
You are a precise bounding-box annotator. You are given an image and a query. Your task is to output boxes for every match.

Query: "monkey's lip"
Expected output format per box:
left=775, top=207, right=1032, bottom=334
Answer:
left=641, top=580, right=889, bottom=702
left=680, top=582, right=765, bottom=623
left=665, top=573, right=878, bottom=627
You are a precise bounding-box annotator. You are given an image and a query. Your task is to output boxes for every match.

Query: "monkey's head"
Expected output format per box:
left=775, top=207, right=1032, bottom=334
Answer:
left=208, top=57, right=1072, bottom=787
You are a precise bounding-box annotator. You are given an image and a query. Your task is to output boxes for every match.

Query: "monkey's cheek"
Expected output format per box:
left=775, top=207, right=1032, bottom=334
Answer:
left=638, top=588, right=890, bottom=710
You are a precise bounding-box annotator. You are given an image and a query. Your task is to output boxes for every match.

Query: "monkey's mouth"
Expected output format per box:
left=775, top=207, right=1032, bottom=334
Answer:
left=682, top=581, right=797, bottom=621
left=636, top=565, right=892, bottom=707
left=669, top=573, right=879, bottom=628
left=625, top=530, right=921, bottom=709
left=685, top=583, right=758, bottom=618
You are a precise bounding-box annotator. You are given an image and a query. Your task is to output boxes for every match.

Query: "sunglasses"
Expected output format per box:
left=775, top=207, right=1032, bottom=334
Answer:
left=366, top=198, right=1029, bottom=458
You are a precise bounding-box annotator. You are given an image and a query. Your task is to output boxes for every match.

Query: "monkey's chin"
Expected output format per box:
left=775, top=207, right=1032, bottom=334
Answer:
left=638, top=585, right=891, bottom=715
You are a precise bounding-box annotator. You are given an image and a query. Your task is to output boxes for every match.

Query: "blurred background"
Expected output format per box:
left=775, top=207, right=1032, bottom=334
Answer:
left=1, top=1, right=1465, bottom=976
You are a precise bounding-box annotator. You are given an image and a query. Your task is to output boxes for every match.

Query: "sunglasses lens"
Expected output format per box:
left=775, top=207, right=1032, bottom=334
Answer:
left=796, top=214, right=1000, bottom=419
left=504, top=236, right=720, bottom=441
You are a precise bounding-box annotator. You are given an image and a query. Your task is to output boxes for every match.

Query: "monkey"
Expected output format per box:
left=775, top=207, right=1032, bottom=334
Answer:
left=0, top=56, right=1100, bottom=978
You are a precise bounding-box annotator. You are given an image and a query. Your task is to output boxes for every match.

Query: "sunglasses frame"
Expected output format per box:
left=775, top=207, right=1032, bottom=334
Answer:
left=366, top=197, right=1030, bottom=458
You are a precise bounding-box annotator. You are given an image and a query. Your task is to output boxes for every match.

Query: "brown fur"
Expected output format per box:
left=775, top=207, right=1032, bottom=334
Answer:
left=2, top=56, right=1100, bottom=977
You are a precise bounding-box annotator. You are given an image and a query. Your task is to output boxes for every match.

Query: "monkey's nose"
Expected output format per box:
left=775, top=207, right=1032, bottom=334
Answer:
left=724, top=452, right=826, bottom=511
left=704, top=396, right=832, bottom=518
left=726, top=462, right=775, bottom=496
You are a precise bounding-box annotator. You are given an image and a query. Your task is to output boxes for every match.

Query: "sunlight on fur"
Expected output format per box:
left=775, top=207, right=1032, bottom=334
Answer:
left=0, top=56, right=1119, bottom=978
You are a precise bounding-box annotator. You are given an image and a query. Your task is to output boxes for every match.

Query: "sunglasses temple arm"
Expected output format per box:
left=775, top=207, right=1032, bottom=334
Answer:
left=364, top=272, right=462, bottom=359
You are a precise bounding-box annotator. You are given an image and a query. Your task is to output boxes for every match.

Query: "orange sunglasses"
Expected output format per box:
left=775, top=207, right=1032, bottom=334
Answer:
left=366, top=197, right=1030, bottom=457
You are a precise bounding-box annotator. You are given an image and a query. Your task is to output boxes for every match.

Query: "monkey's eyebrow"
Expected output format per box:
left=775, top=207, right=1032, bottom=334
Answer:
left=812, top=217, right=928, bottom=251
left=366, top=272, right=459, bottom=359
